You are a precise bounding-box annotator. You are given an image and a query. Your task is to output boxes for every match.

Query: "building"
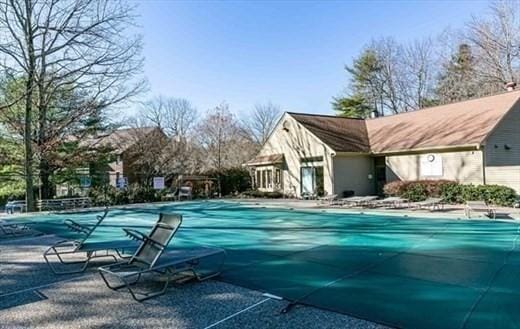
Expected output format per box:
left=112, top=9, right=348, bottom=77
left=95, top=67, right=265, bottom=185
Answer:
left=245, top=90, right=520, bottom=197
left=91, top=127, right=167, bottom=187
left=56, top=127, right=167, bottom=196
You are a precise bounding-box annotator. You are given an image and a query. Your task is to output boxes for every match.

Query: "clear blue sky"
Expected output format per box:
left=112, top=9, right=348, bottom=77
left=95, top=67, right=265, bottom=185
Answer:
left=135, top=0, right=490, bottom=117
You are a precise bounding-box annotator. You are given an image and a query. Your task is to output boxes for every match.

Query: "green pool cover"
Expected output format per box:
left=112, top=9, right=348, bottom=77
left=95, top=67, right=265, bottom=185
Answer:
left=16, top=201, right=520, bottom=329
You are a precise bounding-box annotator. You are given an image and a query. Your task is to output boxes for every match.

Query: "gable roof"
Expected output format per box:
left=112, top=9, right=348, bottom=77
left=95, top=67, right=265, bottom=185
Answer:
left=286, top=90, right=520, bottom=154
left=287, top=113, right=370, bottom=153
left=85, top=127, right=159, bottom=153
left=366, top=90, right=520, bottom=153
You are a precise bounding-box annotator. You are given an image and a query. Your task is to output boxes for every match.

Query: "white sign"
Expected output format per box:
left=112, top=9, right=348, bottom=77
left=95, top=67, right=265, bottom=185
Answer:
left=420, top=154, right=443, bottom=177
left=153, top=177, right=165, bottom=190
left=116, top=177, right=128, bottom=189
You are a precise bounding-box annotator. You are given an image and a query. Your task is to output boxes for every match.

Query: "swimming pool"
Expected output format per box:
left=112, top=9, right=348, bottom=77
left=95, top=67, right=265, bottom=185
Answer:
left=15, top=201, right=520, bottom=329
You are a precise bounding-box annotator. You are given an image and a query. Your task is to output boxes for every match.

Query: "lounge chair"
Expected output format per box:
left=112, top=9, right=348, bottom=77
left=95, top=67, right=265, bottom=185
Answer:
left=465, top=201, right=496, bottom=219
left=4, top=200, right=26, bottom=214
left=342, top=196, right=379, bottom=207
left=98, top=213, right=226, bottom=301
left=409, top=197, right=444, bottom=211
left=178, top=186, right=192, bottom=201
left=43, top=208, right=139, bottom=274
left=373, top=197, right=408, bottom=208
left=317, top=194, right=338, bottom=205
left=0, top=219, right=32, bottom=236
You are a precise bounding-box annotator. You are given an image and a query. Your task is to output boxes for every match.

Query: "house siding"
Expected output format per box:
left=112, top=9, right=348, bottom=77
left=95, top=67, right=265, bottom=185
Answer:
left=485, top=103, right=520, bottom=193
left=386, top=150, right=484, bottom=184
left=258, top=113, right=334, bottom=197
left=333, top=155, right=375, bottom=196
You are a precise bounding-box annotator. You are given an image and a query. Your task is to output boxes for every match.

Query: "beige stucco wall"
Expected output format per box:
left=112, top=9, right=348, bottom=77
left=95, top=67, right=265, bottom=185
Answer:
left=485, top=103, right=520, bottom=193
left=386, top=150, right=484, bottom=184
left=333, top=155, right=375, bottom=196
left=257, top=113, right=335, bottom=197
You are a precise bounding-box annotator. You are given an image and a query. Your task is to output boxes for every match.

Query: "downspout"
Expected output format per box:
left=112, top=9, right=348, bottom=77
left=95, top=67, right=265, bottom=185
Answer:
left=329, top=147, right=336, bottom=195
left=480, top=144, right=487, bottom=185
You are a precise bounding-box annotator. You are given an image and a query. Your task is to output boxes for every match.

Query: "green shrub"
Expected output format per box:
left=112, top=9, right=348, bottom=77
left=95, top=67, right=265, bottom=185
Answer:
left=241, top=190, right=283, bottom=199
left=384, top=180, right=518, bottom=206
left=204, top=167, right=251, bottom=196
left=383, top=180, right=454, bottom=201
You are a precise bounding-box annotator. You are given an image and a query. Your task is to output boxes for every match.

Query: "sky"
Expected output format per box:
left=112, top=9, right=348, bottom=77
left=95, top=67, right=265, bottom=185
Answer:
left=134, top=0, right=491, bottom=118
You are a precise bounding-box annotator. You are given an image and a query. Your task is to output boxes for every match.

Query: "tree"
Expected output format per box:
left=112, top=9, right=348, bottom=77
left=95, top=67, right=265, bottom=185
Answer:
left=332, top=94, right=373, bottom=118
left=467, top=0, right=520, bottom=89
left=196, top=103, right=256, bottom=197
left=0, top=0, right=145, bottom=206
left=141, top=96, right=197, bottom=138
left=335, top=37, right=439, bottom=117
left=436, top=44, right=481, bottom=104
left=245, top=102, right=281, bottom=144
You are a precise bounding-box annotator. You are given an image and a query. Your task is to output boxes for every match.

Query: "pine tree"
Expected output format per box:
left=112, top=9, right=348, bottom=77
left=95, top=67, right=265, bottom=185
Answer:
left=332, top=49, right=383, bottom=118
left=436, top=44, right=479, bottom=104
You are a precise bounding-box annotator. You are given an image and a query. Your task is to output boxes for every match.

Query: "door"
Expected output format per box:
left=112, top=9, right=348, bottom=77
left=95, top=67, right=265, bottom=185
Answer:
left=374, top=157, right=386, bottom=195
left=301, top=167, right=315, bottom=195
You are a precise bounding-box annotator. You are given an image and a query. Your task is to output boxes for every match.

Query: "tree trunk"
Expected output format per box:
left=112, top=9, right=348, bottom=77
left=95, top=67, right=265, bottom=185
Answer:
left=39, top=159, right=52, bottom=199
left=23, top=0, right=36, bottom=211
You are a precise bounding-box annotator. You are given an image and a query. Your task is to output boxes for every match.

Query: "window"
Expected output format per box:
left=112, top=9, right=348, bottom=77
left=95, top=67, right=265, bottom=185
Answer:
left=255, top=170, right=261, bottom=189
left=267, top=170, right=272, bottom=188
left=262, top=170, right=267, bottom=188
left=275, top=168, right=281, bottom=186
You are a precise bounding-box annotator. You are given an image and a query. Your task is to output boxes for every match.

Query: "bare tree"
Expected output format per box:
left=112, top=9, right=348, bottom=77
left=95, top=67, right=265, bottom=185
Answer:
left=196, top=102, right=256, bottom=196
left=0, top=0, right=145, bottom=205
left=245, top=102, right=281, bottom=145
left=467, top=0, right=520, bottom=88
left=141, top=96, right=197, bottom=137
left=401, top=38, right=437, bottom=109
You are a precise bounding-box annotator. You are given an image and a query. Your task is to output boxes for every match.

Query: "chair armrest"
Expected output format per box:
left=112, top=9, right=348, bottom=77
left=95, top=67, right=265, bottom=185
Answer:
left=64, top=219, right=92, bottom=235
left=124, top=229, right=167, bottom=249
left=123, top=228, right=147, bottom=242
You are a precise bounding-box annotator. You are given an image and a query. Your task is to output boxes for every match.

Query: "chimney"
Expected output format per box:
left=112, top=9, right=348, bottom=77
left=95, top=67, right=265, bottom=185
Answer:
left=505, top=81, right=517, bottom=92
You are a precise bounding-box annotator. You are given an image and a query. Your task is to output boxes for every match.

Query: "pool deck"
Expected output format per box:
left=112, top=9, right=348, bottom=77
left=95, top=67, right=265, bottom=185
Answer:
left=0, top=234, right=387, bottom=329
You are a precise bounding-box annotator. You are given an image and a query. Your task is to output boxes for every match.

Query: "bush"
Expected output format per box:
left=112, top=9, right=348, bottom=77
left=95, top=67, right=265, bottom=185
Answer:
left=241, top=190, right=284, bottom=199
left=384, top=180, right=518, bottom=206
left=383, top=180, right=454, bottom=201
left=204, top=167, right=251, bottom=196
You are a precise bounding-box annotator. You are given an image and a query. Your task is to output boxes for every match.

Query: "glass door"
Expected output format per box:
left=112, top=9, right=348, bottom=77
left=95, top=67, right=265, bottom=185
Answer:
left=301, top=167, right=315, bottom=196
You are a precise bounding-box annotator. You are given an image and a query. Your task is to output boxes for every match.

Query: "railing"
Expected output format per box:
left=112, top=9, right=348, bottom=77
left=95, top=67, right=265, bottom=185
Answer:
left=37, top=197, right=91, bottom=211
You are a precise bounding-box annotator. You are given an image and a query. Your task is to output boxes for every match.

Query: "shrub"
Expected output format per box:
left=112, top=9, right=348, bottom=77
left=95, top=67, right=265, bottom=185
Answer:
left=204, top=167, right=251, bottom=196
left=384, top=180, right=518, bottom=206
left=383, top=180, right=454, bottom=201
left=241, top=190, right=284, bottom=199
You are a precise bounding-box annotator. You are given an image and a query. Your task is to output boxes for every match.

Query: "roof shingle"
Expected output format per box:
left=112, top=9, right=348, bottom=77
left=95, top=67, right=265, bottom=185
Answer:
left=287, top=91, right=520, bottom=154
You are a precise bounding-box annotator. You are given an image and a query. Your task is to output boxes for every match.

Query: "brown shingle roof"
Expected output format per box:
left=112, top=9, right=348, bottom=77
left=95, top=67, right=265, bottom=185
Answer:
left=366, top=91, right=520, bottom=153
left=84, top=127, right=158, bottom=153
left=288, top=113, right=370, bottom=153
left=246, top=154, right=284, bottom=166
left=287, top=91, right=520, bottom=154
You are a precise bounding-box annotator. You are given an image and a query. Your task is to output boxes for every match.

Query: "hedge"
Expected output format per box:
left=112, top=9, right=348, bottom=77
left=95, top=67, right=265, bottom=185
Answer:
left=383, top=180, right=518, bottom=207
left=88, top=184, right=170, bottom=206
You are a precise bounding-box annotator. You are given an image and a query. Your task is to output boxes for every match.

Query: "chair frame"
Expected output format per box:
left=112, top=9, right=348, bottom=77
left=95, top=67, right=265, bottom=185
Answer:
left=43, top=208, right=136, bottom=274
left=98, top=213, right=226, bottom=302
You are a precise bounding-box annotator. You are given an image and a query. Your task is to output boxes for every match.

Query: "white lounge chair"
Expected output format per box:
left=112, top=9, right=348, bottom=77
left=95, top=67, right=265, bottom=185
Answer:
left=465, top=201, right=496, bottom=219
left=342, top=196, right=379, bottom=207
left=178, top=186, right=192, bottom=201
left=317, top=194, right=338, bottom=205
left=409, top=197, right=444, bottom=211
left=373, top=197, right=408, bottom=208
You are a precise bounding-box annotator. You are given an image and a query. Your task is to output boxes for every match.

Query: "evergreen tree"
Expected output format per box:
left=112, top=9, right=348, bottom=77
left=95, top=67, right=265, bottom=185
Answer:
left=333, top=49, right=383, bottom=118
left=332, top=94, right=373, bottom=118
left=436, top=44, right=479, bottom=104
